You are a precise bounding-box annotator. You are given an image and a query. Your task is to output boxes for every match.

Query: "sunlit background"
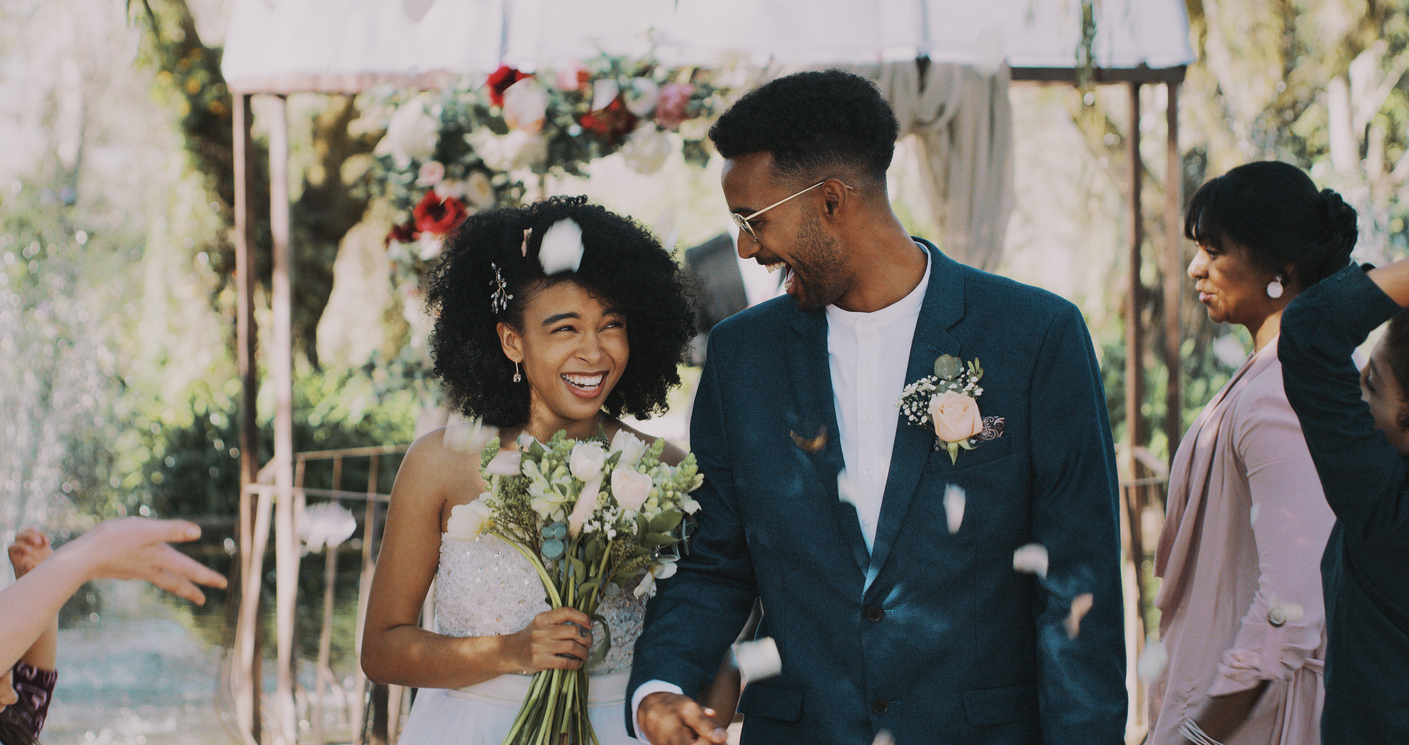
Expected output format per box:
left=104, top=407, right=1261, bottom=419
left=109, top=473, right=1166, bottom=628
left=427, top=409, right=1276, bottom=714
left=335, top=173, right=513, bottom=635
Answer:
left=2, top=0, right=1408, bottom=743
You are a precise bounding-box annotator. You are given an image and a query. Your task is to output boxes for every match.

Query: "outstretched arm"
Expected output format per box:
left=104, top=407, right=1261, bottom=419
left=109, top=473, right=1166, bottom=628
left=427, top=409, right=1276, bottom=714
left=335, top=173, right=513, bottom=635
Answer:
left=0, top=518, right=226, bottom=671
left=7, top=528, right=56, bottom=671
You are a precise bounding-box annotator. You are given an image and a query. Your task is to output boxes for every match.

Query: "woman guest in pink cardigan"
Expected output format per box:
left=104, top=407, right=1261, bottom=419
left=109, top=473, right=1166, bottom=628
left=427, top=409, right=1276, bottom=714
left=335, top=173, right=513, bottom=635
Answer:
left=1151, top=161, right=1358, bottom=745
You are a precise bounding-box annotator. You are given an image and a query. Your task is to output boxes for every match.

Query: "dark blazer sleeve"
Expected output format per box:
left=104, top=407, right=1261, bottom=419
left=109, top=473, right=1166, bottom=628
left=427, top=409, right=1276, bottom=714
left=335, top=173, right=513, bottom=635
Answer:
left=1026, top=302, right=1127, bottom=741
left=625, top=332, right=759, bottom=732
left=1280, top=266, right=1409, bottom=584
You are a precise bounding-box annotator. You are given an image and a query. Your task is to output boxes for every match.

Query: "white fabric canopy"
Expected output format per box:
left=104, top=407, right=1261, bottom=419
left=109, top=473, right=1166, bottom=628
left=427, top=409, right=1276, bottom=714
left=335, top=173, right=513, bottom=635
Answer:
left=221, top=0, right=1193, bottom=92
left=219, top=0, right=1190, bottom=269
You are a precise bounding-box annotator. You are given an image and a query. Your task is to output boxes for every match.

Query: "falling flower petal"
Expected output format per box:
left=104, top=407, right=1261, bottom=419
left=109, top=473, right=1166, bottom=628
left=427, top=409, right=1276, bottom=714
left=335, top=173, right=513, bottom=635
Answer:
left=837, top=469, right=861, bottom=508
left=1066, top=593, right=1094, bottom=638
left=734, top=637, right=782, bottom=682
left=567, top=475, right=602, bottom=538
left=485, top=449, right=523, bottom=476
left=537, top=218, right=584, bottom=275
left=591, top=79, right=620, bottom=111
left=943, top=484, right=966, bottom=534
left=1137, top=637, right=1168, bottom=681
left=299, top=502, right=358, bottom=552
left=1250, top=503, right=1260, bottom=525
left=1012, top=543, right=1049, bottom=578
left=443, top=415, right=497, bottom=454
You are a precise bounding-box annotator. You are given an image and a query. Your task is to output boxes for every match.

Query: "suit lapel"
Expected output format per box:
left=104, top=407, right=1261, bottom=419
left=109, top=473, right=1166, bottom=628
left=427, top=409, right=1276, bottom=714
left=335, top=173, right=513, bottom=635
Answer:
left=787, top=306, right=870, bottom=578
left=865, top=242, right=964, bottom=594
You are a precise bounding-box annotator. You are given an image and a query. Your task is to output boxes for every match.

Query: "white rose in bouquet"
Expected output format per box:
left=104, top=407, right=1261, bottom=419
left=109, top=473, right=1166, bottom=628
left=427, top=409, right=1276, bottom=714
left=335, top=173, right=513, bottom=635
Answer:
left=568, top=441, right=607, bottom=481
left=610, top=468, right=653, bottom=513
left=608, top=430, right=649, bottom=469
left=445, top=497, right=494, bottom=540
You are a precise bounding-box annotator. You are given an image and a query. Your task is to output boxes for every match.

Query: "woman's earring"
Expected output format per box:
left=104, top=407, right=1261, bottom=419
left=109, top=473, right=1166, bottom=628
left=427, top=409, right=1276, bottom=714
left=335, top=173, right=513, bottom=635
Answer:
left=513, top=362, right=522, bottom=383
left=1266, top=275, right=1285, bottom=299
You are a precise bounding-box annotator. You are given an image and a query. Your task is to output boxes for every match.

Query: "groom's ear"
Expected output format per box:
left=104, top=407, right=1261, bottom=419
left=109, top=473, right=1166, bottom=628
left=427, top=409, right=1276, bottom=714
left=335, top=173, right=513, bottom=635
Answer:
left=821, top=178, right=847, bottom=217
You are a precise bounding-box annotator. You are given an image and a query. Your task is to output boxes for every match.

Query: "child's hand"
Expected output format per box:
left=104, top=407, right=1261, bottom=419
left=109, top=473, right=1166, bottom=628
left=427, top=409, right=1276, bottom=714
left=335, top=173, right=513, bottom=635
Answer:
left=7, top=528, right=52, bottom=578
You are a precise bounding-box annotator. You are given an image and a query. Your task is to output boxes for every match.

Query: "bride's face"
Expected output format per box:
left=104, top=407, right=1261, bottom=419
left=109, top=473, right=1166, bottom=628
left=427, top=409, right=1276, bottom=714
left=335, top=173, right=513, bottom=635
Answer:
left=499, top=280, right=629, bottom=434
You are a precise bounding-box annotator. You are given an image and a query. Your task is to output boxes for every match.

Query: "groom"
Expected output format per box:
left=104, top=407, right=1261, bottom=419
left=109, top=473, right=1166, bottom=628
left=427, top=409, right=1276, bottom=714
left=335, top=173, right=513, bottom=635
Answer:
left=628, top=70, right=1126, bottom=745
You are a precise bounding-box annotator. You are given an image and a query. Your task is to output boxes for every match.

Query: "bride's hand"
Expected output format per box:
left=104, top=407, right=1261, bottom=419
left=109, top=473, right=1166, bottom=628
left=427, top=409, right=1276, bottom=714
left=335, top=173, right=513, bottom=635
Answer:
left=505, top=607, right=594, bottom=674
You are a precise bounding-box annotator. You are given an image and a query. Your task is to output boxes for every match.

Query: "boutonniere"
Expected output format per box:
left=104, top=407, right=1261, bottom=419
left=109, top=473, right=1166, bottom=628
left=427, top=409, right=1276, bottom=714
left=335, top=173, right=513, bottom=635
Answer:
left=896, top=354, right=1005, bottom=464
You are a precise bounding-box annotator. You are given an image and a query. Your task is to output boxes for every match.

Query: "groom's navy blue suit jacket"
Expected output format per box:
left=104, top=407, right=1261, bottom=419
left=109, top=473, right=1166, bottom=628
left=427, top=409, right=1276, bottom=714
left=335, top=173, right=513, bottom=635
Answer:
left=629, top=241, right=1127, bottom=744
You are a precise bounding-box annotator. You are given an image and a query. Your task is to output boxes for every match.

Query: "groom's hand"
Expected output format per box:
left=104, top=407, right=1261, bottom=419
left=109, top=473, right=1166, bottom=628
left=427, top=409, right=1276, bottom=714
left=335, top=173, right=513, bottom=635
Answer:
left=638, top=692, right=729, bottom=745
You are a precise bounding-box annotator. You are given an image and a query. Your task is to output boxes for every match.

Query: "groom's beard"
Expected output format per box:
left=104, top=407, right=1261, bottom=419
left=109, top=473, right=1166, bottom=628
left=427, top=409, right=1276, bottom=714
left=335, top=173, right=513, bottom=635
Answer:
left=789, top=214, right=850, bottom=313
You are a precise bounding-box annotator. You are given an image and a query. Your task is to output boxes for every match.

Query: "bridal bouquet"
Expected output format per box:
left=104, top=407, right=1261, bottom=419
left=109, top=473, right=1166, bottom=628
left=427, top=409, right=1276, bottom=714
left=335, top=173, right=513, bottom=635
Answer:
left=447, top=429, right=702, bottom=745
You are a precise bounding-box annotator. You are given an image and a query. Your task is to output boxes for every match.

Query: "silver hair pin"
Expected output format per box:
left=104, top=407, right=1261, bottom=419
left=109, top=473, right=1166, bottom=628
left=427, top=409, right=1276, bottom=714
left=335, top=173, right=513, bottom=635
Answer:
left=490, top=262, right=513, bottom=314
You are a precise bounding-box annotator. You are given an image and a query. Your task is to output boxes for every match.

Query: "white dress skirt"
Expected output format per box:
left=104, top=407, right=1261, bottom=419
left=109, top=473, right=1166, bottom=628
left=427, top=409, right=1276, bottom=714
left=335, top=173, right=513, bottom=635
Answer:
left=396, top=535, right=648, bottom=745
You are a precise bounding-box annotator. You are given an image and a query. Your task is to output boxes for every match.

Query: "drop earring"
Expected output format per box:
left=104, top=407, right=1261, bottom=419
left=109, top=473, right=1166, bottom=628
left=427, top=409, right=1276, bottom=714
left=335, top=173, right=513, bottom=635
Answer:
left=513, top=361, right=522, bottom=383
left=1266, top=274, right=1285, bottom=299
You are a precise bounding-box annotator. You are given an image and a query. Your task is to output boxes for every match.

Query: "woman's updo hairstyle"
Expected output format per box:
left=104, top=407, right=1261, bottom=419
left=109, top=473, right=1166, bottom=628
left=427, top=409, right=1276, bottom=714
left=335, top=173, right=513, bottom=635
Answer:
left=426, top=195, right=695, bottom=428
left=1184, top=160, right=1357, bottom=289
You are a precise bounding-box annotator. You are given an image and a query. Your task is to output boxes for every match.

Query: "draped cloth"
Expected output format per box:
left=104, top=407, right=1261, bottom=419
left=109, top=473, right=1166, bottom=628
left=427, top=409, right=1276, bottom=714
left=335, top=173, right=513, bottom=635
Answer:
left=849, top=60, right=1014, bottom=271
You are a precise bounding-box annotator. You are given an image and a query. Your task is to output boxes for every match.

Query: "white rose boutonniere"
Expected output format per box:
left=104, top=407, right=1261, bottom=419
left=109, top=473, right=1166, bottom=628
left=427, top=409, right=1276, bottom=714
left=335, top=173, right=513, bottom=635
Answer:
left=896, top=354, right=1005, bottom=464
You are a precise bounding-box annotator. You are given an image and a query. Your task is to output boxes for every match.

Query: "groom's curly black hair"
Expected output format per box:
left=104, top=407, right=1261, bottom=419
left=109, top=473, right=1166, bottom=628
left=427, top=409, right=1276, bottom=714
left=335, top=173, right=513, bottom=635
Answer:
left=709, top=69, right=900, bottom=185
left=425, top=196, right=694, bottom=428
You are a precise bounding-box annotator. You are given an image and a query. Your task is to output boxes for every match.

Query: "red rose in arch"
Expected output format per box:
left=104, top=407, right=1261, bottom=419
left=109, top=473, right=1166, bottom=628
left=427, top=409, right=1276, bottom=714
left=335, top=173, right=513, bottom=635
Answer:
left=413, top=191, right=467, bottom=235
left=486, top=65, right=530, bottom=107
left=578, top=98, right=639, bottom=146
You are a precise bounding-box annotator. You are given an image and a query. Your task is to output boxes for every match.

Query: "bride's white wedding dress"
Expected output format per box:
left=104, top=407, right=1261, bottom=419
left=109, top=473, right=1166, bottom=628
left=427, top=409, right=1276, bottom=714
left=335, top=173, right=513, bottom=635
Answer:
left=396, top=534, right=648, bottom=744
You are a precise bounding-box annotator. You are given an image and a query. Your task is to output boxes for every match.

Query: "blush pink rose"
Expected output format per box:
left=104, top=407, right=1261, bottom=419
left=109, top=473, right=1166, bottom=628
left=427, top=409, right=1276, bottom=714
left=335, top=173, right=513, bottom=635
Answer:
left=928, top=390, right=983, bottom=442
left=654, top=83, right=693, bottom=131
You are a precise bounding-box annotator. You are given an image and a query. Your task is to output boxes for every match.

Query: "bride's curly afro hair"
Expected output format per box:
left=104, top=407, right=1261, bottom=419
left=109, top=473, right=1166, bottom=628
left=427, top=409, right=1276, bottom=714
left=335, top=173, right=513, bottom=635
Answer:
left=425, top=196, right=695, bottom=428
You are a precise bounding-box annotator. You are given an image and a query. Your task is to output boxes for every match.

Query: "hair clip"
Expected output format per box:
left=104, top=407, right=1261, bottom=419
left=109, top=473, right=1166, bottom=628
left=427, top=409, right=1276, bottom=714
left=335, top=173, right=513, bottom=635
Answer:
left=489, top=262, right=513, bottom=314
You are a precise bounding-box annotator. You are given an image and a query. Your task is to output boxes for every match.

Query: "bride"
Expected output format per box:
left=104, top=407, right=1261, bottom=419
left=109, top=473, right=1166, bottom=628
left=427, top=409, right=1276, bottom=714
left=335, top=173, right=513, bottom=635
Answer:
left=361, top=196, right=738, bottom=744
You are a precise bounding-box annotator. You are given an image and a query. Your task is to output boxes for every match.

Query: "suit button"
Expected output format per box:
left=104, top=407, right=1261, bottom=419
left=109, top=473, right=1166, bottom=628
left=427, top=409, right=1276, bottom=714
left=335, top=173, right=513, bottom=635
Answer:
left=864, top=605, right=884, bottom=622
left=872, top=698, right=889, bottom=715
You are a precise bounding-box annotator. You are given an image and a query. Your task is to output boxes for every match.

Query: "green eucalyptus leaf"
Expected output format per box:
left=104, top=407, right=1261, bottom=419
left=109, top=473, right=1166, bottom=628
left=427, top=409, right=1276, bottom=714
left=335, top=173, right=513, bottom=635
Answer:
left=933, top=354, right=963, bottom=379
left=649, top=512, right=684, bottom=534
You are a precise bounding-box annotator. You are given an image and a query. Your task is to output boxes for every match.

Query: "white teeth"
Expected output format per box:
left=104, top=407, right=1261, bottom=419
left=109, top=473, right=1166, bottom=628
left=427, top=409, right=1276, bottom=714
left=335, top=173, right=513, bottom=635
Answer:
left=765, top=262, right=782, bottom=273
left=562, top=373, right=605, bottom=388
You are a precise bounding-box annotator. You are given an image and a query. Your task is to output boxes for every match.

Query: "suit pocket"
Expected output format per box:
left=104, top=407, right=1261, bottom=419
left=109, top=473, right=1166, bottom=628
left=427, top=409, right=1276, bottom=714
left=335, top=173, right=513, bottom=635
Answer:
left=927, top=434, right=1014, bottom=472
left=737, top=681, right=804, bottom=722
left=962, top=682, right=1038, bottom=726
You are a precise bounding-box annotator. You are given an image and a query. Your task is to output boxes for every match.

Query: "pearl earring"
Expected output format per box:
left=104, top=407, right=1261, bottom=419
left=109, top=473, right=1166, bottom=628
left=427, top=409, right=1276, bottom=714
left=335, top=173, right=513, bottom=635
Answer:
left=513, top=361, right=522, bottom=383
left=1266, top=275, right=1285, bottom=299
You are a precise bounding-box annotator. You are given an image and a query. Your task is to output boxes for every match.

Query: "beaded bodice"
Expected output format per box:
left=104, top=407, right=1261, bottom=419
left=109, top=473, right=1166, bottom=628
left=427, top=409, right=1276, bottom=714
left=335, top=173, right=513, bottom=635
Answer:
left=435, top=534, right=647, bottom=675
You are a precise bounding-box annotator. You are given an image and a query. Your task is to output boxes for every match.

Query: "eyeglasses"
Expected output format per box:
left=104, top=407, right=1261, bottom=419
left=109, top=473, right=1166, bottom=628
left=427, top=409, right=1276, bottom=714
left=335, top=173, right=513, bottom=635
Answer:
left=731, top=180, right=855, bottom=243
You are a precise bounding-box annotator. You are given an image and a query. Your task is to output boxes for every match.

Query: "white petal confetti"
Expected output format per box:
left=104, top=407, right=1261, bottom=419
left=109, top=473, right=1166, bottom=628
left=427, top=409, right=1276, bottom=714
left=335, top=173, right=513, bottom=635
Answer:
left=1012, top=543, right=1049, bottom=579
left=537, top=218, right=584, bottom=275
left=943, top=484, right=966, bottom=534
left=1136, top=636, right=1168, bottom=681
left=837, top=469, right=861, bottom=507
left=443, top=415, right=497, bottom=454
left=1066, top=593, right=1094, bottom=638
left=733, top=637, right=782, bottom=682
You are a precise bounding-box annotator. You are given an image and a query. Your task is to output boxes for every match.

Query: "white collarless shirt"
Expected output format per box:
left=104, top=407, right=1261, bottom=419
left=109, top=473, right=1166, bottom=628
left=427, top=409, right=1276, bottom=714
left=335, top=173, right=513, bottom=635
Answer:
left=825, top=248, right=931, bottom=551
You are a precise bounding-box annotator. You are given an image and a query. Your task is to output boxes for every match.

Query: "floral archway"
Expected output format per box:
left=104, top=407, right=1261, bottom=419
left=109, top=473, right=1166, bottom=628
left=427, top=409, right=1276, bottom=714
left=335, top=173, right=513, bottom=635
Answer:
left=362, top=52, right=731, bottom=394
